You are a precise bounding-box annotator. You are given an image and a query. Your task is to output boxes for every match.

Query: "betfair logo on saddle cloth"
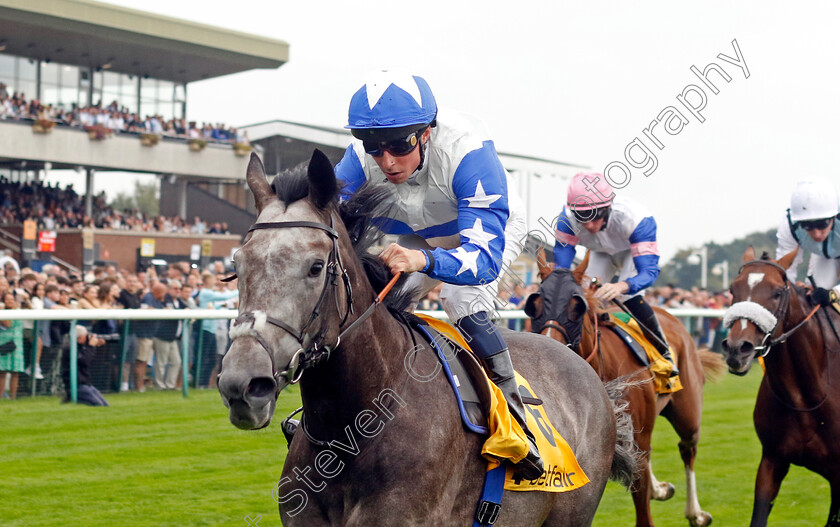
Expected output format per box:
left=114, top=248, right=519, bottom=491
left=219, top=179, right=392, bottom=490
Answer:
left=610, top=313, right=683, bottom=394
left=416, top=315, right=589, bottom=494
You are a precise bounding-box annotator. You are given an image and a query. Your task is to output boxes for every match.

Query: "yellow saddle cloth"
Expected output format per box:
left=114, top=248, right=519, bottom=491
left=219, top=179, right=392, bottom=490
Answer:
left=609, top=314, right=683, bottom=394
left=415, top=314, right=589, bottom=493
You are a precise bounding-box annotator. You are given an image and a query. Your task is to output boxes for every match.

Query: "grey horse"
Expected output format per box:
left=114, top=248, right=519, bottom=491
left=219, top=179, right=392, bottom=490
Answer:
left=218, top=151, right=637, bottom=526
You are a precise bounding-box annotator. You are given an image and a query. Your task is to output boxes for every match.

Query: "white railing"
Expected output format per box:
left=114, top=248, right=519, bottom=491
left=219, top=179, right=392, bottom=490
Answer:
left=3, top=307, right=725, bottom=402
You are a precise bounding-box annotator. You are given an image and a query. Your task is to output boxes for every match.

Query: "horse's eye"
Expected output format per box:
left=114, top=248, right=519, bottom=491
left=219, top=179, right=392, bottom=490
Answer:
left=773, top=289, right=784, bottom=298
left=308, top=261, right=325, bottom=277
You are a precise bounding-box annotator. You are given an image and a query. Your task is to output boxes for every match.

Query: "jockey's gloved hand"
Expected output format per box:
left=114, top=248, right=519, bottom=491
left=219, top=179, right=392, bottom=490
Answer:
left=809, top=287, right=837, bottom=307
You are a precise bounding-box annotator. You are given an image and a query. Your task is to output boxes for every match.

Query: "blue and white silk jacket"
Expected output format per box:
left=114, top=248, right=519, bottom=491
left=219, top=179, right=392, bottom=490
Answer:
left=553, top=195, right=660, bottom=295
left=335, top=117, right=518, bottom=286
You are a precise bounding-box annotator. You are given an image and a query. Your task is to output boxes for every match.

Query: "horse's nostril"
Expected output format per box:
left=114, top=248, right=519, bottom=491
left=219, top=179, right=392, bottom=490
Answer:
left=721, top=339, right=730, bottom=353
left=740, top=341, right=755, bottom=355
left=247, top=377, right=276, bottom=400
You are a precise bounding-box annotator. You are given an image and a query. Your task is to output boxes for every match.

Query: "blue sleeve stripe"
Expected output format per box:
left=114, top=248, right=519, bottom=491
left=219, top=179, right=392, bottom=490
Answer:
left=625, top=254, right=660, bottom=294
left=629, top=216, right=657, bottom=244
left=554, top=244, right=576, bottom=269
left=426, top=141, right=509, bottom=285
left=334, top=145, right=366, bottom=199
left=370, top=217, right=460, bottom=238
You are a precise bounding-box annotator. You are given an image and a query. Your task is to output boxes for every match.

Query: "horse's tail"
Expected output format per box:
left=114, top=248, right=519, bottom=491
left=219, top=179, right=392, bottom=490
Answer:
left=604, top=376, right=645, bottom=488
left=697, top=347, right=726, bottom=383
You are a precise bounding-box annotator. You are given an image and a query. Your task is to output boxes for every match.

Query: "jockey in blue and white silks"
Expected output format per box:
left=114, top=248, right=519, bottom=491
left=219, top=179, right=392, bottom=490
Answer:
left=334, top=70, right=541, bottom=480
left=554, top=172, right=678, bottom=376
left=776, top=177, right=840, bottom=306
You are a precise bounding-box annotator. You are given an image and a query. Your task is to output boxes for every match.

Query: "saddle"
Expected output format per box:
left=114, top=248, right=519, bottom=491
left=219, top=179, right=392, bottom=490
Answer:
left=409, top=313, right=589, bottom=494
left=603, top=312, right=683, bottom=394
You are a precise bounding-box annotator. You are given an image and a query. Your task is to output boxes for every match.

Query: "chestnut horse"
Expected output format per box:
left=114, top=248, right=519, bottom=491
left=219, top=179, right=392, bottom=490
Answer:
left=217, top=152, right=638, bottom=526
left=525, top=249, right=725, bottom=527
left=722, top=247, right=840, bottom=526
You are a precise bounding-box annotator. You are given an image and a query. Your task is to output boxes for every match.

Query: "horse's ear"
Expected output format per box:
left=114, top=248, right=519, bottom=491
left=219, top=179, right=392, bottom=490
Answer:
left=572, top=249, right=591, bottom=285
left=568, top=295, right=588, bottom=322
left=246, top=153, right=276, bottom=213
left=308, top=149, right=338, bottom=209
left=536, top=247, right=553, bottom=282
left=777, top=247, right=798, bottom=270
left=524, top=293, right=542, bottom=319
left=743, top=246, right=755, bottom=263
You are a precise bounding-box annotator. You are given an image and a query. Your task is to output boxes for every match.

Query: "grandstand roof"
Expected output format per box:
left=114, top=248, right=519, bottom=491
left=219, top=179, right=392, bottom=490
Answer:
left=0, top=0, right=288, bottom=83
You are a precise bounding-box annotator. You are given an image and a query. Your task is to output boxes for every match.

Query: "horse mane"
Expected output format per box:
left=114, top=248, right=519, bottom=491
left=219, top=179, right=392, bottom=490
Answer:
left=338, top=184, right=418, bottom=312
left=582, top=278, right=609, bottom=317
left=270, top=163, right=309, bottom=209
left=266, top=161, right=416, bottom=311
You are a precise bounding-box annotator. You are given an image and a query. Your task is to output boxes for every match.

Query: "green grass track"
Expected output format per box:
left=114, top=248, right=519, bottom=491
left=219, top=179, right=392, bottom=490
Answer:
left=0, top=367, right=830, bottom=526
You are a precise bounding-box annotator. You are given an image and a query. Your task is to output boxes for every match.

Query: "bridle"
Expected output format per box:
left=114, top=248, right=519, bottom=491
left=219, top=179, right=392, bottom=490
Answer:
left=737, top=260, right=819, bottom=357
left=227, top=215, right=401, bottom=390
left=229, top=216, right=355, bottom=387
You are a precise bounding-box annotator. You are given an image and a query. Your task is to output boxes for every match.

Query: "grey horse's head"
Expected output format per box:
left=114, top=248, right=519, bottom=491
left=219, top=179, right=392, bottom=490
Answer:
left=218, top=150, right=347, bottom=429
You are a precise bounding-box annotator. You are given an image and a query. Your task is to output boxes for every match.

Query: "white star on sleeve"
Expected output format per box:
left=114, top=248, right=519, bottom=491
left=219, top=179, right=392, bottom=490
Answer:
left=463, top=180, right=502, bottom=209
left=460, top=218, right=497, bottom=253
left=452, top=247, right=480, bottom=276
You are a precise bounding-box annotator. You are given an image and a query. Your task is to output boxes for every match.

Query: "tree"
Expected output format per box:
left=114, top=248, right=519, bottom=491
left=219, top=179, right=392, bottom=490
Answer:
left=109, top=180, right=159, bottom=217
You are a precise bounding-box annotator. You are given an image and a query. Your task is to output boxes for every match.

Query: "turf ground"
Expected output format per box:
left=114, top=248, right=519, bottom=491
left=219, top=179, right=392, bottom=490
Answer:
left=0, top=366, right=831, bottom=526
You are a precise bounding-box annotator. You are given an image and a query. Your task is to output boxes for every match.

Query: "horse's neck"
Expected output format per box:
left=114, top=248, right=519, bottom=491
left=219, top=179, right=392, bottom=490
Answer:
left=768, top=293, right=829, bottom=404
left=580, top=312, right=602, bottom=370
left=299, top=298, right=412, bottom=437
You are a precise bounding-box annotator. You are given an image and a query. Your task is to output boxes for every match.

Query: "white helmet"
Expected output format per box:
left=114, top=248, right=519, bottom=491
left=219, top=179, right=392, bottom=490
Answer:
left=790, top=177, right=839, bottom=222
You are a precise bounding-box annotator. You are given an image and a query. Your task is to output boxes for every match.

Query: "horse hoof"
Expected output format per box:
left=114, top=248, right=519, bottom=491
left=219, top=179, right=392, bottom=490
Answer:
left=689, top=511, right=713, bottom=527
left=652, top=482, right=675, bottom=501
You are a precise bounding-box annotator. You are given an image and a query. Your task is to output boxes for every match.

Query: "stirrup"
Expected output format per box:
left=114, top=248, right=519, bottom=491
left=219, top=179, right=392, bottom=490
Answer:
left=281, top=407, right=303, bottom=446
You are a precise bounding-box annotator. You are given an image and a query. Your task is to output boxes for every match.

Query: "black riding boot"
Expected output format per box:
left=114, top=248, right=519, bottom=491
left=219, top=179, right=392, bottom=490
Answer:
left=456, top=312, right=544, bottom=480
left=625, top=295, right=679, bottom=377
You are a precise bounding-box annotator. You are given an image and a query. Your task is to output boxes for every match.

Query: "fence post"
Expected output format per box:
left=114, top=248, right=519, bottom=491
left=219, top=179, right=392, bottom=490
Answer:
left=118, top=320, right=130, bottom=392
left=29, top=320, right=38, bottom=397
left=194, top=329, right=204, bottom=389
left=69, top=321, right=78, bottom=403
left=181, top=319, right=190, bottom=398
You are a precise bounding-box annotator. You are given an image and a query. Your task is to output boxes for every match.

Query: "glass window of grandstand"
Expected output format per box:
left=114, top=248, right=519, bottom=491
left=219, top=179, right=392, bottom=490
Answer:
left=40, top=62, right=84, bottom=111
left=93, top=71, right=139, bottom=114
left=140, top=78, right=183, bottom=121
left=0, top=54, right=38, bottom=104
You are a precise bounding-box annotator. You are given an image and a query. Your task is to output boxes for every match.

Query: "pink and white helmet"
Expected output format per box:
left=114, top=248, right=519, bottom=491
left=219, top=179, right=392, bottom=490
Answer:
left=566, top=172, right=615, bottom=211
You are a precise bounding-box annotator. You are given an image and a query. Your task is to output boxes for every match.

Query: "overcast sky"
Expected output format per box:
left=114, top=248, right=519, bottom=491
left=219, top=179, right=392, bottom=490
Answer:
left=90, top=1, right=840, bottom=263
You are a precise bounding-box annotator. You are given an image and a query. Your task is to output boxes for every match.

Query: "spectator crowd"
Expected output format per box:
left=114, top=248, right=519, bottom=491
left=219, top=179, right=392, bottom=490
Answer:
left=0, top=83, right=250, bottom=144
left=0, top=258, right=238, bottom=402
left=0, top=178, right=230, bottom=234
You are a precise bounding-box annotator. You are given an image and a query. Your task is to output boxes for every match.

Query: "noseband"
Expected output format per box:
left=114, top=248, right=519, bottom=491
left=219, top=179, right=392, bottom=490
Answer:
left=732, top=260, right=819, bottom=357
left=230, top=217, right=354, bottom=386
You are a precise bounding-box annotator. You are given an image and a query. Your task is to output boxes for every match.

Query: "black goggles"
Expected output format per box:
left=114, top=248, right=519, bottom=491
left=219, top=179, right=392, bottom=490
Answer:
left=800, top=217, right=833, bottom=231
left=363, top=130, right=422, bottom=157
left=571, top=206, right=610, bottom=224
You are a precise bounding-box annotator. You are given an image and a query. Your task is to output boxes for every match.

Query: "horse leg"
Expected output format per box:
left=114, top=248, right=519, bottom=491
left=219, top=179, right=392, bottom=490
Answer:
left=749, top=455, right=789, bottom=527
left=661, top=389, right=711, bottom=526
left=677, top=434, right=712, bottom=527
left=631, top=451, right=655, bottom=527
left=648, top=461, right=675, bottom=501
left=827, top=477, right=840, bottom=527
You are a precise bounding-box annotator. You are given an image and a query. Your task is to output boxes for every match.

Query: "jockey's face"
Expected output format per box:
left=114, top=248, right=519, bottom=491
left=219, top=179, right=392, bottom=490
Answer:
left=581, top=217, right=606, bottom=233
left=807, top=218, right=833, bottom=243
left=372, top=127, right=431, bottom=185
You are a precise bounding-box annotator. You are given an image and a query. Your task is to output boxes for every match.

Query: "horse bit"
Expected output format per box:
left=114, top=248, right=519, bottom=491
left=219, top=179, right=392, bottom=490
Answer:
left=227, top=216, right=356, bottom=387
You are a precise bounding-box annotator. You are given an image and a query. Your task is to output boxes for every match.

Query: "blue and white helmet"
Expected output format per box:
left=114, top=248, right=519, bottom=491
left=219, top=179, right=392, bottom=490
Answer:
left=347, top=70, right=437, bottom=140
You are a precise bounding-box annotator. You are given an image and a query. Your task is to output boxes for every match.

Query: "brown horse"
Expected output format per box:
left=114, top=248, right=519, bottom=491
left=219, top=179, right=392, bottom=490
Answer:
left=721, top=247, right=840, bottom=526
left=525, top=249, right=725, bottom=527
left=217, top=151, right=638, bottom=526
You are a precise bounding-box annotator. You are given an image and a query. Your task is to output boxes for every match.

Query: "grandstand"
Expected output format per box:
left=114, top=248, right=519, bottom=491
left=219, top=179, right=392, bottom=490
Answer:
left=0, top=0, right=287, bottom=272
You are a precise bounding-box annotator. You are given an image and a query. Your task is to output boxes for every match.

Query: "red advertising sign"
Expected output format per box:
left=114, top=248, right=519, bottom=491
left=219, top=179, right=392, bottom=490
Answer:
left=38, top=231, right=56, bottom=253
